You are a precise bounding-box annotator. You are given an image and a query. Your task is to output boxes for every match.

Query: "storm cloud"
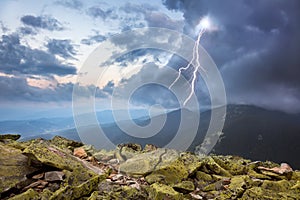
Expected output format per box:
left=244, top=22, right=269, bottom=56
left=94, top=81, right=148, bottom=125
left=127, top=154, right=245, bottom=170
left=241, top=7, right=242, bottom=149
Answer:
left=47, top=39, right=77, bottom=59
left=163, top=0, right=300, bottom=113
left=21, top=15, right=64, bottom=31
left=0, top=33, right=76, bottom=76
left=55, top=0, right=83, bottom=10
left=81, top=34, right=106, bottom=45
left=0, top=75, right=108, bottom=102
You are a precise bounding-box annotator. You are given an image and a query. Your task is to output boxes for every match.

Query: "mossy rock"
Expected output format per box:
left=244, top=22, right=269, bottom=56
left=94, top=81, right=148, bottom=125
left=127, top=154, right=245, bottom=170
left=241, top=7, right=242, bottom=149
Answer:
left=247, top=169, right=272, bottom=180
left=202, top=181, right=223, bottom=192
left=178, top=152, right=202, bottom=175
left=148, top=183, right=183, bottom=200
left=212, top=155, right=250, bottom=175
left=291, top=170, right=300, bottom=180
left=8, top=188, right=39, bottom=200
left=196, top=171, right=212, bottom=181
left=241, top=186, right=298, bottom=199
left=63, top=168, right=99, bottom=187
left=0, top=143, right=38, bottom=194
left=145, top=159, right=188, bottom=184
left=82, top=144, right=98, bottom=156
left=7, top=140, right=30, bottom=151
left=201, top=157, right=232, bottom=177
left=119, top=148, right=180, bottom=176
left=95, top=181, right=148, bottom=199
left=260, top=170, right=292, bottom=180
left=50, top=175, right=103, bottom=200
left=115, top=143, right=143, bottom=162
left=173, top=181, right=195, bottom=193
left=40, top=189, right=53, bottom=200
left=23, top=140, right=83, bottom=171
left=93, top=149, right=115, bottom=162
left=87, top=191, right=98, bottom=200
left=50, top=136, right=83, bottom=151
left=221, top=175, right=250, bottom=198
left=291, top=180, right=300, bottom=192
left=261, top=179, right=293, bottom=192
left=0, top=134, right=21, bottom=141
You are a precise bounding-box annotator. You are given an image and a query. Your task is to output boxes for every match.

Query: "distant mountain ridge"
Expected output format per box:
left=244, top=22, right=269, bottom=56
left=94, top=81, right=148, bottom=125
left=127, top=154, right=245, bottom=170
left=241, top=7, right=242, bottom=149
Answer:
left=212, top=104, right=300, bottom=168
left=0, top=109, right=149, bottom=138
left=1, top=104, right=300, bottom=168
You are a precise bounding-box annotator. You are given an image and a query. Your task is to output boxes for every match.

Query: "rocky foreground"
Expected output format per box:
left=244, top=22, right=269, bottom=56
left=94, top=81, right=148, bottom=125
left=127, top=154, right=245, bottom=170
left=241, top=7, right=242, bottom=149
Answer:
left=0, top=134, right=299, bottom=200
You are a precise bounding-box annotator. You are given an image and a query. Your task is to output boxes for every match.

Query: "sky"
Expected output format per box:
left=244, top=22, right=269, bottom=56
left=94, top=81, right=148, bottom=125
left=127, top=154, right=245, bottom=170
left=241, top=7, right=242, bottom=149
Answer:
left=0, top=0, right=299, bottom=120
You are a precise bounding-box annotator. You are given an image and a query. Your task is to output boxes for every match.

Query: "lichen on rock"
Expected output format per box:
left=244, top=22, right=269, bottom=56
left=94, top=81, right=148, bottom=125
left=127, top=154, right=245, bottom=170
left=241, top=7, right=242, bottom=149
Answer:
left=0, top=136, right=299, bottom=200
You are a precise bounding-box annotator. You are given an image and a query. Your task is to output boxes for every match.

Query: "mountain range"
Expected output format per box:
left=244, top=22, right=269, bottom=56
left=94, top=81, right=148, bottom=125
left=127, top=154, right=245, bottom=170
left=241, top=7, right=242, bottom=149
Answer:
left=1, top=104, right=299, bottom=168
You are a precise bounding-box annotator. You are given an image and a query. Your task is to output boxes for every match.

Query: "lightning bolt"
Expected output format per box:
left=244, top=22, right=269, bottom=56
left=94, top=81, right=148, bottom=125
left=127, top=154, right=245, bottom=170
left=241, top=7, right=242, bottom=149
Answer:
left=169, top=27, right=206, bottom=106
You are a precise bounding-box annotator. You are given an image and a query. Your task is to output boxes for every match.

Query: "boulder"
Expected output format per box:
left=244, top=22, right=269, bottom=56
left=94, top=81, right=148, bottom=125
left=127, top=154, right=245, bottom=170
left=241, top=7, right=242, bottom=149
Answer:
left=0, top=143, right=38, bottom=194
left=50, top=136, right=83, bottom=151
left=0, top=134, right=21, bottom=141
left=23, top=140, right=83, bottom=171
left=173, top=181, right=195, bottom=193
left=44, top=171, right=65, bottom=182
left=148, top=183, right=183, bottom=200
left=119, top=148, right=180, bottom=176
left=73, top=147, right=88, bottom=159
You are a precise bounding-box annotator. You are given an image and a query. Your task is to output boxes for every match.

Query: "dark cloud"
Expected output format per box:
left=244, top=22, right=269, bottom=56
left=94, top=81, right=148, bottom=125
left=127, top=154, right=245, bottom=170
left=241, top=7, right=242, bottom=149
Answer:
left=55, top=0, right=83, bottom=10
left=46, top=39, right=77, bottom=59
left=0, top=33, right=76, bottom=76
left=119, top=3, right=157, bottom=15
left=87, top=7, right=117, bottom=20
left=0, top=75, right=107, bottom=102
left=144, top=11, right=183, bottom=30
left=119, top=3, right=182, bottom=31
left=20, top=15, right=64, bottom=31
left=18, top=27, right=37, bottom=35
left=86, top=3, right=181, bottom=32
left=0, top=21, right=9, bottom=33
left=163, top=0, right=300, bottom=113
left=102, top=81, right=114, bottom=95
left=113, top=62, right=184, bottom=109
left=114, top=49, right=149, bottom=65
left=81, top=34, right=106, bottom=45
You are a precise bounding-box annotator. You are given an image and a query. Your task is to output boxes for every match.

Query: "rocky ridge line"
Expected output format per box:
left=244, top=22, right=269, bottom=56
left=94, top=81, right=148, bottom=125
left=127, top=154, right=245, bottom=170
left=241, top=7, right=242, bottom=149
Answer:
left=0, top=134, right=299, bottom=199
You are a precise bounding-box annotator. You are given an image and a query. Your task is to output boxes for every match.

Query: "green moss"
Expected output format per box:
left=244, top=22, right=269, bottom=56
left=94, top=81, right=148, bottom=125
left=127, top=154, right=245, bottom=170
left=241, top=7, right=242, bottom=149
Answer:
left=226, top=175, right=248, bottom=198
left=9, top=189, right=39, bottom=200
left=146, top=160, right=188, bottom=184
left=23, top=140, right=82, bottom=171
left=0, top=144, right=38, bottom=193
left=40, top=189, right=53, bottom=200
left=291, top=171, right=300, bottom=181
left=196, top=171, right=212, bottom=181
left=291, top=180, right=300, bottom=191
left=202, top=182, right=220, bottom=192
left=119, top=148, right=180, bottom=177
left=241, top=187, right=282, bottom=199
left=202, top=157, right=232, bottom=177
left=261, top=180, right=292, bottom=192
left=260, top=170, right=291, bottom=180
left=178, top=152, right=202, bottom=175
left=7, top=140, right=29, bottom=151
left=173, top=181, right=195, bottom=193
left=63, top=168, right=103, bottom=187
left=148, top=183, right=183, bottom=200
left=50, top=136, right=83, bottom=151
left=248, top=169, right=272, bottom=180
left=212, top=156, right=249, bottom=175
left=93, top=149, right=115, bottom=161
left=87, top=191, right=98, bottom=200
left=50, top=175, right=103, bottom=200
